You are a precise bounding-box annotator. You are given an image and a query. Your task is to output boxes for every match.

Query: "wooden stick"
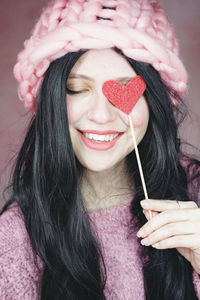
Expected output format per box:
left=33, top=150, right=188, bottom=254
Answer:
left=128, top=114, right=152, bottom=219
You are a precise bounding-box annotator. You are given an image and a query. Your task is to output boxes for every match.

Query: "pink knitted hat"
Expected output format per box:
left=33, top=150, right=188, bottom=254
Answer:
left=13, top=0, right=187, bottom=112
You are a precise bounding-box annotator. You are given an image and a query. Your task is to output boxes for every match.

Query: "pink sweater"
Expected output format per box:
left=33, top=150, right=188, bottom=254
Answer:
left=0, top=201, right=200, bottom=300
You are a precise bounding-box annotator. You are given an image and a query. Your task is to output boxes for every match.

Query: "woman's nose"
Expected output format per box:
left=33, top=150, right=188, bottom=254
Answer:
left=87, top=90, right=116, bottom=124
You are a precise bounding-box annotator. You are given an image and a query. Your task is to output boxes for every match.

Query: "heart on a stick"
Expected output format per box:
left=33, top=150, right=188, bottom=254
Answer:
left=102, top=75, right=146, bottom=115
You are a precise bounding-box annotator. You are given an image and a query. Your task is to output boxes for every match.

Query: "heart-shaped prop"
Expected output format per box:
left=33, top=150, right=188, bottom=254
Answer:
left=102, top=75, right=152, bottom=219
left=102, top=75, right=146, bottom=115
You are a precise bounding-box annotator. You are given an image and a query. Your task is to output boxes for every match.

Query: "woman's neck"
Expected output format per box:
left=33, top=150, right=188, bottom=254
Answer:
left=80, top=160, right=135, bottom=212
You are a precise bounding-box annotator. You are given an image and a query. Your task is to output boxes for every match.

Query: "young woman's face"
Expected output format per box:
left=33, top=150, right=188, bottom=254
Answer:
left=66, top=49, right=149, bottom=172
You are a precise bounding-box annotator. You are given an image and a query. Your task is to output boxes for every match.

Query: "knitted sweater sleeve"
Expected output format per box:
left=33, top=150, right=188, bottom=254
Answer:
left=0, top=203, right=43, bottom=300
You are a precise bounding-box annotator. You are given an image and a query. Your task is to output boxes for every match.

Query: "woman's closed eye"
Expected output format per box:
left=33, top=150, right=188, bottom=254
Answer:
left=66, top=88, right=83, bottom=95
left=66, top=86, right=91, bottom=95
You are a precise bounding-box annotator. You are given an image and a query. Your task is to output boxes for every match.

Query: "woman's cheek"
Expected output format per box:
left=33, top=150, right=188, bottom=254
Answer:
left=131, top=96, right=149, bottom=128
left=118, top=96, right=149, bottom=127
left=66, top=96, right=84, bottom=123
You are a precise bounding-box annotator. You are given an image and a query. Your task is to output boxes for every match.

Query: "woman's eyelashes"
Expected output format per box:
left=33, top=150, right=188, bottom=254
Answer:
left=67, top=87, right=92, bottom=95
left=66, top=88, right=83, bottom=95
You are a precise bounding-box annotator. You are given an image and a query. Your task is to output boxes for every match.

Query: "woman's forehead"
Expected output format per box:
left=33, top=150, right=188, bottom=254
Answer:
left=68, top=49, right=137, bottom=81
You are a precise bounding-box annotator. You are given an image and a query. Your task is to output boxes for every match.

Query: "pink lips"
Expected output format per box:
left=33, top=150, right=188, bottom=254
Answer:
left=78, top=130, right=124, bottom=151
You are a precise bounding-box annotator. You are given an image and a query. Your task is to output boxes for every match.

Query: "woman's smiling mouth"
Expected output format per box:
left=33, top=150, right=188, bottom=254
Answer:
left=78, top=130, right=124, bottom=150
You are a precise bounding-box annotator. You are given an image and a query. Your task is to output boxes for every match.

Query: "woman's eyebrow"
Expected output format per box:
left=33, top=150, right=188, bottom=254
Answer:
left=68, top=74, right=91, bottom=80
left=116, top=77, right=133, bottom=83
left=68, top=74, right=133, bottom=83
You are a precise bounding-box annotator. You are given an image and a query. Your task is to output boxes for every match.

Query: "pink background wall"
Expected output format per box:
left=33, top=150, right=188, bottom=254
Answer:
left=0, top=0, right=200, bottom=208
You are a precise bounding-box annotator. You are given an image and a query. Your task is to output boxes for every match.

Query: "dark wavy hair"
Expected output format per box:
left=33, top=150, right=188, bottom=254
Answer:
left=1, top=48, right=200, bottom=299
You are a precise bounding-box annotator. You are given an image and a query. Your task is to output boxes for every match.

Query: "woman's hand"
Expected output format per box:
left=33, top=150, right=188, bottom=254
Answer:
left=136, top=199, right=200, bottom=274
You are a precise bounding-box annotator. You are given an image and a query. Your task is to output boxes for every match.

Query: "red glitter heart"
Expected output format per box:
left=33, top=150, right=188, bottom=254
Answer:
left=102, top=76, right=146, bottom=115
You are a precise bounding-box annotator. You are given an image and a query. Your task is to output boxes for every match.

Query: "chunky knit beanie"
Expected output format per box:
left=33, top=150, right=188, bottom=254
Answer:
left=13, top=0, right=187, bottom=112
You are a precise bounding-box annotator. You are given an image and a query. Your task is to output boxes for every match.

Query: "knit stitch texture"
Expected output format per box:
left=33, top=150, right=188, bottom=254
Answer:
left=1, top=201, right=200, bottom=299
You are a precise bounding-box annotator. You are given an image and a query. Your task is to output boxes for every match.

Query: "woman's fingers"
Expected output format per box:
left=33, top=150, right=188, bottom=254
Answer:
left=138, top=199, right=200, bottom=273
left=140, top=221, right=200, bottom=246
left=137, top=208, right=200, bottom=238
left=140, top=199, right=198, bottom=211
left=151, top=234, right=200, bottom=250
left=143, top=209, right=158, bottom=219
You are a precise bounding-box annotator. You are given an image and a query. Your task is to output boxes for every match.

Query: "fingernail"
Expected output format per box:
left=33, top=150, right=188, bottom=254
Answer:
left=141, top=238, right=149, bottom=246
left=136, top=229, right=144, bottom=237
left=141, top=239, right=146, bottom=245
left=140, top=200, right=149, bottom=208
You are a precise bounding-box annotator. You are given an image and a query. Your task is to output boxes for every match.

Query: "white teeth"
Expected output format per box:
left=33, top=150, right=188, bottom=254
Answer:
left=83, top=132, right=120, bottom=142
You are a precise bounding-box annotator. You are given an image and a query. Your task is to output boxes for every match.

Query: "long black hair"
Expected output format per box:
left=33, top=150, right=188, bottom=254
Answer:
left=1, top=48, right=200, bottom=299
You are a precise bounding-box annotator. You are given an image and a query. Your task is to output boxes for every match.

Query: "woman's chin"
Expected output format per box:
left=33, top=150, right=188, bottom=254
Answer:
left=81, top=161, right=114, bottom=173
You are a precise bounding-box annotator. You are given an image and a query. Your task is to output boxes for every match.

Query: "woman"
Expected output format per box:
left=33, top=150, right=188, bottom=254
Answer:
left=0, top=0, right=200, bottom=299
